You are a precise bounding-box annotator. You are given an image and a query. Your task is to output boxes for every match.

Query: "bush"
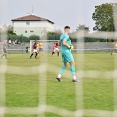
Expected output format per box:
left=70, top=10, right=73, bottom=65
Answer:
left=18, top=35, right=29, bottom=42
left=29, top=35, right=40, bottom=40
left=8, top=34, right=29, bottom=42
left=8, top=34, right=41, bottom=42
left=47, top=31, right=62, bottom=40
left=8, top=34, right=19, bottom=41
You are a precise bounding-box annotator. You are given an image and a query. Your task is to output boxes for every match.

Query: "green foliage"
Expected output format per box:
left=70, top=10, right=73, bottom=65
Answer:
left=84, top=37, right=98, bottom=42
left=7, top=34, right=40, bottom=42
left=29, top=35, right=40, bottom=41
left=92, top=3, right=115, bottom=31
left=8, top=34, right=19, bottom=41
left=47, top=30, right=62, bottom=40
left=69, top=31, right=77, bottom=42
left=70, top=25, right=90, bottom=42
left=0, top=24, right=16, bottom=35
left=8, top=31, right=16, bottom=35
left=70, top=24, right=115, bottom=42
left=18, top=35, right=29, bottom=42
left=76, top=25, right=90, bottom=32
left=8, top=34, right=29, bottom=42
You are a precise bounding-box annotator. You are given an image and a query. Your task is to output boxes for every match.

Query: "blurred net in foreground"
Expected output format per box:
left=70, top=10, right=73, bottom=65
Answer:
left=0, top=33, right=117, bottom=117
left=0, top=1, right=117, bottom=117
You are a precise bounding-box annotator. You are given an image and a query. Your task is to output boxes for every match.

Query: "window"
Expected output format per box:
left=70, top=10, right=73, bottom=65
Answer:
left=25, top=31, right=27, bottom=33
left=26, top=21, right=30, bottom=25
left=30, top=31, right=34, bottom=33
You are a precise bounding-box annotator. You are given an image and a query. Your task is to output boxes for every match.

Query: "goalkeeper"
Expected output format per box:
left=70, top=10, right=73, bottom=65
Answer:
left=56, top=26, right=79, bottom=82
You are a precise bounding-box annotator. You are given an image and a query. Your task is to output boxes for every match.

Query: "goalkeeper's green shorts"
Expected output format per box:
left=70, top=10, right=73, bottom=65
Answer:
left=62, top=53, right=74, bottom=63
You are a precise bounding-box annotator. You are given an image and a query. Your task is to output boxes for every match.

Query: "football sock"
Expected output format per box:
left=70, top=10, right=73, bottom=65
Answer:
left=59, top=66, right=66, bottom=75
left=57, top=52, right=59, bottom=56
left=51, top=52, right=54, bottom=56
left=30, top=53, right=33, bottom=58
left=35, top=53, right=38, bottom=58
left=70, top=66, right=76, bottom=76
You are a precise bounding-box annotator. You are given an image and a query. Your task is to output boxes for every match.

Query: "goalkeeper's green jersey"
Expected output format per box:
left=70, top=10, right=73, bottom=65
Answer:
left=60, top=34, right=71, bottom=54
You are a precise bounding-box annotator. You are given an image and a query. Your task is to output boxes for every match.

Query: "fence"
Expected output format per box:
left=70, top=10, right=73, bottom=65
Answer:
left=0, top=42, right=116, bottom=54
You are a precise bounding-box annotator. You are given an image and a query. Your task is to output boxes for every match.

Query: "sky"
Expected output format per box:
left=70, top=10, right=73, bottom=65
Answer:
left=0, top=0, right=117, bottom=32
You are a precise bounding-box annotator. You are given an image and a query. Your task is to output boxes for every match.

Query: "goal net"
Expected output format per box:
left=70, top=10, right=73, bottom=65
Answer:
left=1, top=0, right=117, bottom=117
left=0, top=44, right=3, bottom=54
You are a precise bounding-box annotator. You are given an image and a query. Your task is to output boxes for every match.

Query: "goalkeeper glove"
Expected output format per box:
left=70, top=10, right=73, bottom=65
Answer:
left=68, top=44, right=74, bottom=50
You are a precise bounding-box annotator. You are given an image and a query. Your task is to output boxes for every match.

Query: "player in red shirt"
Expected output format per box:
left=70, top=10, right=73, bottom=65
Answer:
left=51, top=42, right=59, bottom=56
left=30, top=40, right=39, bottom=59
left=51, top=43, right=56, bottom=56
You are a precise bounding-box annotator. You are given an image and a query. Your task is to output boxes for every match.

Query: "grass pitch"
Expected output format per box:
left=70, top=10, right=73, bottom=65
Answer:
left=0, top=53, right=115, bottom=117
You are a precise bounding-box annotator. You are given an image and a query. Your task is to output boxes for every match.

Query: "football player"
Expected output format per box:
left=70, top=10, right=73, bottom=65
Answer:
left=56, top=26, right=79, bottom=82
left=30, top=40, right=39, bottom=59
left=51, top=42, right=59, bottom=56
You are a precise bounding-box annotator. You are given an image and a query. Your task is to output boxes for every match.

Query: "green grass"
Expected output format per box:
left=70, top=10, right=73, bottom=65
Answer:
left=0, top=53, right=115, bottom=117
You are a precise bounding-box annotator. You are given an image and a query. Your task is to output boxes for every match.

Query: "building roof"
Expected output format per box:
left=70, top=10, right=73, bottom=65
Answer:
left=11, top=14, right=54, bottom=24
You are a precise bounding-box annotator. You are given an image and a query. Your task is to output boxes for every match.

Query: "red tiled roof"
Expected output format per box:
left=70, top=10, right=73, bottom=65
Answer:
left=11, top=14, right=54, bottom=24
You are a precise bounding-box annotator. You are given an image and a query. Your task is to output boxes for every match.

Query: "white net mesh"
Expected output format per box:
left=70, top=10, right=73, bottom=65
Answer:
left=0, top=0, right=117, bottom=117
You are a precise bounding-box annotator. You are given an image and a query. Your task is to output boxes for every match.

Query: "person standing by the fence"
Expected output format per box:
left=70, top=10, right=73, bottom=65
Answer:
left=111, top=43, right=117, bottom=55
left=1, top=45, right=8, bottom=59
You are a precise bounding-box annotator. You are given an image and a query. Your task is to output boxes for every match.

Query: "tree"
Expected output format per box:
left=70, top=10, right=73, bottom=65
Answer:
left=1, top=24, right=16, bottom=35
left=47, top=29, right=62, bottom=40
left=92, top=3, right=115, bottom=31
left=68, top=25, right=90, bottom=42
left=76, top=25, right=90, bottom=33
left=29, top=35, right=40, bottom=40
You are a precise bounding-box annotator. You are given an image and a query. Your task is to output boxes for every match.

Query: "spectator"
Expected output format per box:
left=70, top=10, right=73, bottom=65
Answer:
left=9, top=40, right=11, bottom=44
left=1, top=45, right=8, bottom=59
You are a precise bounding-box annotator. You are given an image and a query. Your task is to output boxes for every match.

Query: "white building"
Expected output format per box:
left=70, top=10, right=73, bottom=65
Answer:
left=11, top=14, right=54, bottom=37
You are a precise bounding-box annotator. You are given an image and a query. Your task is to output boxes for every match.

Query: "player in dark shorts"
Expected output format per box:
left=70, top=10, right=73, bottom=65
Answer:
left=30, top=40, right=39, bottom=59
left=1, top=45, right=8, bottom=59
left=51, top=43, right=56, bottom=56
left=55, top=42, right=60, bottom=56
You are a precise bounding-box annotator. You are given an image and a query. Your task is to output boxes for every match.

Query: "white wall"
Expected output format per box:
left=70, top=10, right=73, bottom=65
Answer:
left=46, top=22, right=54, bottom=30
left=12, top=20, right=54, bottom=37
left=13, top=21, right=53, bottom=29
